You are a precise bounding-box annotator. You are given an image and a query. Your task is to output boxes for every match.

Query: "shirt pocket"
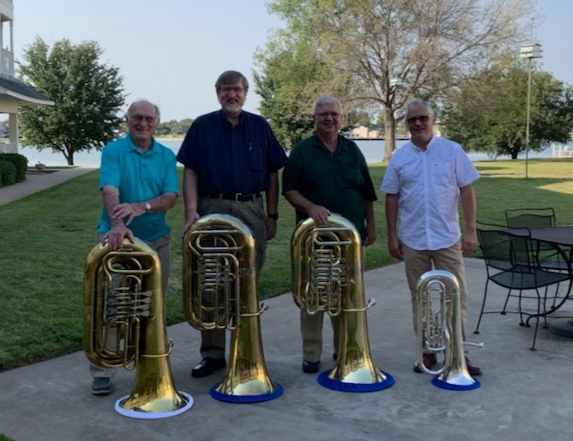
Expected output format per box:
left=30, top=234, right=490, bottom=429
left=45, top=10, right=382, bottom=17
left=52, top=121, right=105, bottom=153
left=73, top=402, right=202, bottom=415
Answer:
left=250, top=148, right=265, bottom=171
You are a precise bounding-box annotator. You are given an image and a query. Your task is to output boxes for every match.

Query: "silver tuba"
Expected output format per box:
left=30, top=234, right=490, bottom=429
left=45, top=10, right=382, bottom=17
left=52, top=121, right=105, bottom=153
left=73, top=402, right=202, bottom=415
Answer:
left=291, top=214, right=394, bottom=392
left=182, top=214, right=283, bottom=402
left=83, top=238, right=193, bottom=418
left=415, top=270, right=483, bottom=390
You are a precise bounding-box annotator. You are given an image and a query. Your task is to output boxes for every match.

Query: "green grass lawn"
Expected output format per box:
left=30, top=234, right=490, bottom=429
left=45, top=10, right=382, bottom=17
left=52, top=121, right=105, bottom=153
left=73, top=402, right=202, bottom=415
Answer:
left=0, top=158, right=571, bottom=371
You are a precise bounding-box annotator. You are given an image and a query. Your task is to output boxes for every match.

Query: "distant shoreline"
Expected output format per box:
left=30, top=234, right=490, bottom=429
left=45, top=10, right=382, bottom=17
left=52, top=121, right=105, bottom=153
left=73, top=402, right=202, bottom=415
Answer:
left=156, top=137, right=184, bottom=141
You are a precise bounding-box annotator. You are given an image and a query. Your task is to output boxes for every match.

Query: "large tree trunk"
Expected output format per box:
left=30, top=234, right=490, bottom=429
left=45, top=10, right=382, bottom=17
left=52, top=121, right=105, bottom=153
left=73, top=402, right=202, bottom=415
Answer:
left=383, top=107, right=396, bottom=162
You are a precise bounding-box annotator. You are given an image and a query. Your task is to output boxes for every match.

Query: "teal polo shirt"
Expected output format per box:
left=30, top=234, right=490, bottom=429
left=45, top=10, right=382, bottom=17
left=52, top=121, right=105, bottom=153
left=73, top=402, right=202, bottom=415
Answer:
left=282, top=133, right=377, bottom=243
left=97, top=135, right=179, bottom=241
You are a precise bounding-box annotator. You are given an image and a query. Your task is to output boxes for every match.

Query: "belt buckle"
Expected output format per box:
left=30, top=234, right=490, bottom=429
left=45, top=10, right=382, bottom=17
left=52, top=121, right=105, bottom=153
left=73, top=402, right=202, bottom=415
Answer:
left=235, top=193, right=242, bottom=202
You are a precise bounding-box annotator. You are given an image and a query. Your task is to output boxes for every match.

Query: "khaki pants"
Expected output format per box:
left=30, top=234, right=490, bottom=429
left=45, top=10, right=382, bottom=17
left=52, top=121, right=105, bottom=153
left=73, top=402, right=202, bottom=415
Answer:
left=402, top=241, right=469, bottom=342
left=90, top=233, right=171, bottom=378
left=195, top=197, right=267, bottom=360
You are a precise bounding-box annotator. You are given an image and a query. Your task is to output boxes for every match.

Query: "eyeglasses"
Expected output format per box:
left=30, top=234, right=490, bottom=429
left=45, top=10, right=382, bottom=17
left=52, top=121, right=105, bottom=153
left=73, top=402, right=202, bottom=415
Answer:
left=315, top=112, right=341, bottom=119
left=220, top=86, right=245, bottom=94
left=406, top=115, right=431, bottom=124
left=129, top=115, right=157, bottom=123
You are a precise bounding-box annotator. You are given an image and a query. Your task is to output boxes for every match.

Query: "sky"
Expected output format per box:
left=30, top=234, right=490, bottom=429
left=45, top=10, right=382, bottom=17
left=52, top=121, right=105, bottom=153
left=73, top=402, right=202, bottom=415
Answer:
left=12, top=0, right=573, bottom=122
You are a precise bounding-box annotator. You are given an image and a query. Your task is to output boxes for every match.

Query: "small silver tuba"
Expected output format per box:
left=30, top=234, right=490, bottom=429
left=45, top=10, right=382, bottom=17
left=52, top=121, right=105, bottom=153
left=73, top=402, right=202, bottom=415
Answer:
left=415, top=270, right=483, bottom=390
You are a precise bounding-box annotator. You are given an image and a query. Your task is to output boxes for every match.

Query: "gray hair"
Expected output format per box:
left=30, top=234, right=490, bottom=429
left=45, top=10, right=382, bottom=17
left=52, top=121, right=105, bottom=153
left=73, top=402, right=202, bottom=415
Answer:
left=126, top=99, right=161, bottom=120
left=313, top=96, right=343, bottom=114
left=215, top=70, right=249, bottom=92
left=404, top=99, right=434, bottom=121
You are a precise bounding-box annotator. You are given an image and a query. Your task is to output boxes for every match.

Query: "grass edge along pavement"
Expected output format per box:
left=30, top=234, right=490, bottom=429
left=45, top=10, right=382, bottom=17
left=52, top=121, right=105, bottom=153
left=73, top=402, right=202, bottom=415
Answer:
left=0, top=158, right=571, bottom=374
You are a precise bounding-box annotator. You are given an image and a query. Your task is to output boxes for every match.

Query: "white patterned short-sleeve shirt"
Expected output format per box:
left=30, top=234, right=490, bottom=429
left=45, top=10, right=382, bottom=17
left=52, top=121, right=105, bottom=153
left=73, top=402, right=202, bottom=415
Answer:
left=380, top=136, right=480, bottom=250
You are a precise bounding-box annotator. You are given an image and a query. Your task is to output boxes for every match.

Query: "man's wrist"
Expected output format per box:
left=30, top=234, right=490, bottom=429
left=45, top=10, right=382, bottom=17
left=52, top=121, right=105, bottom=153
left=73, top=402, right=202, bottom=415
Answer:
left=267, top=213, right=279, bottom=220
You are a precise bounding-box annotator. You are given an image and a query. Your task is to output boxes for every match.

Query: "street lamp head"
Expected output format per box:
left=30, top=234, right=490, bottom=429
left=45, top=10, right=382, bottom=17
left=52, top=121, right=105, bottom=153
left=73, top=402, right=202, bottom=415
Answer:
left=520, top=43, right=543, bottom=59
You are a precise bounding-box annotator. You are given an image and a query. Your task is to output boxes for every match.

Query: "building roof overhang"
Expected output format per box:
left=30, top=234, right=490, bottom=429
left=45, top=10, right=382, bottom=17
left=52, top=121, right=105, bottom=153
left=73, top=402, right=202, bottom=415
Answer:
left=0, top=74, right=54, bottom=107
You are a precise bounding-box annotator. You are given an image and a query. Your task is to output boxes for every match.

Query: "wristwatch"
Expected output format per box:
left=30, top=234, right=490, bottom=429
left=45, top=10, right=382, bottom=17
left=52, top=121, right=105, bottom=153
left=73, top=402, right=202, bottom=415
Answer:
left=267, top=213, right=279, bottom=220
left=145, top=202, right=152, bottom=213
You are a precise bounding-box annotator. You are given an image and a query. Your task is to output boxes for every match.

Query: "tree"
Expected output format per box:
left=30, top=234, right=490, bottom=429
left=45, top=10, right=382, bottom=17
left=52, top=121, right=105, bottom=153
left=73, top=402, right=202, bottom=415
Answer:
left=267, top=0, right=533, bottom=161
left=18, top=37, right=125, bottom=165
left=441, top=60, right=573, bottom=159
left=254, top=36, right=356, bottom=149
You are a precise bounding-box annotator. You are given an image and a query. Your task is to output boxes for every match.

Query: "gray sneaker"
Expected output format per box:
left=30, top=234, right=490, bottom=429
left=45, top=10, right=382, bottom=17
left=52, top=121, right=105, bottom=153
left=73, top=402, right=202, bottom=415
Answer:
left=91, top=377, right=112, bottom=395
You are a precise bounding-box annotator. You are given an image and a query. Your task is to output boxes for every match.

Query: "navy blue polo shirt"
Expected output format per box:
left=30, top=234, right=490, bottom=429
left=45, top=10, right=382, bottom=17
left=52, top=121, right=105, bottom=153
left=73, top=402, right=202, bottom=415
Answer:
left=177, top=110, right=287, bottom=194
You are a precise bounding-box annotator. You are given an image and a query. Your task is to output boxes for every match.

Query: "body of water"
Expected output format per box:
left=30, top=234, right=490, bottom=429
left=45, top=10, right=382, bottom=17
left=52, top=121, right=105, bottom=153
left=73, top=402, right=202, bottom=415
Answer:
left=17, top=138, right=554, bottom=168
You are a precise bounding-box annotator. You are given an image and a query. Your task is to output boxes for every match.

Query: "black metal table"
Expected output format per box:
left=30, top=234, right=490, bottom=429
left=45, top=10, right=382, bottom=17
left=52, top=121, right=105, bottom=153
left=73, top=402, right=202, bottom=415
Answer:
left=516, top=226, right=573, bottom=338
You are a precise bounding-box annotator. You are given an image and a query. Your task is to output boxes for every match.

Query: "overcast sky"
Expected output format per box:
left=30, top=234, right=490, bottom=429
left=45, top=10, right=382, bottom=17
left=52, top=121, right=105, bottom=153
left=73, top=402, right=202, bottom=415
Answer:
left=13, top=0, right=573, bottom=122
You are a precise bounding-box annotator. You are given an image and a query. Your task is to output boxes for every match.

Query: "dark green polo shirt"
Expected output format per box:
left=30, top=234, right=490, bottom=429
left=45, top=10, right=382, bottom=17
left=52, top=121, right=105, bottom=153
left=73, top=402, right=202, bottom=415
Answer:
left=282, top=133, right=378, bottom=243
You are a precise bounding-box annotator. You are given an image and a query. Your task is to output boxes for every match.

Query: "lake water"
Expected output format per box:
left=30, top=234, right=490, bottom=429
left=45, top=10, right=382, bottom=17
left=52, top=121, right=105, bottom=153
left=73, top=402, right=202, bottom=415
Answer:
left=17, top=138, right=554, bottom=168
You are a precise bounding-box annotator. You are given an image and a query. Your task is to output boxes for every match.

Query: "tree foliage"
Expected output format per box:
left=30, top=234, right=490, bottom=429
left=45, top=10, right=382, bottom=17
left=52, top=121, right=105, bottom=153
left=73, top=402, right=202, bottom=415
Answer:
left=441, top=59, right=573, bottom=159
left=264, top=0, right=533, bottom=160
left=18, top=37, right=125, bottom=165
left=156, top=118, right=194, bottom=137
left=254, top=36, right=356, bottom=149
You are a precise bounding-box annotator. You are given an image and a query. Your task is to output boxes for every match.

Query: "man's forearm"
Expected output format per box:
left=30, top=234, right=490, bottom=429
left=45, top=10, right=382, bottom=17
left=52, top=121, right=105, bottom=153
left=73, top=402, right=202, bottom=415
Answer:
left=385, top=193, right=400, bottom=236
left=266, top=171, right=279, bottom=214
left=460, top=185, right=477, bottom=231
left=182, top=167, right=199, bottom=221
left=101, top=185, right=123, bottom=227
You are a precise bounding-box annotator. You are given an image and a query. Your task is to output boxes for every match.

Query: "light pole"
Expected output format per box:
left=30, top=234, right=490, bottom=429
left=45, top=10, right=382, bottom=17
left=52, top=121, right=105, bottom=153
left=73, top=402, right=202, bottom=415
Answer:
left=520, top=42, right=542, bottom=179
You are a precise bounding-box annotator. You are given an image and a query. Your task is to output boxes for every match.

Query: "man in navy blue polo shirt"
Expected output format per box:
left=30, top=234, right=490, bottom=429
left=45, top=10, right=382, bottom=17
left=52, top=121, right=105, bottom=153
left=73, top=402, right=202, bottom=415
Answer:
left=177, top=70, right=287, bottom=378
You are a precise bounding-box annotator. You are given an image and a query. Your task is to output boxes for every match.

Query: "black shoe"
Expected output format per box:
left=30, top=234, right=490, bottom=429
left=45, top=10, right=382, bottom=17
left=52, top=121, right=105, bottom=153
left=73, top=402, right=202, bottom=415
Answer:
left=191, top=357, right=226, bottom=378
left=465, top=357, right=482, bottom=376
left=413, top=353, right=437, bottom=373
left=91, top=377, right=112, bottom=395
left=302, top=360, right=320, bottom=373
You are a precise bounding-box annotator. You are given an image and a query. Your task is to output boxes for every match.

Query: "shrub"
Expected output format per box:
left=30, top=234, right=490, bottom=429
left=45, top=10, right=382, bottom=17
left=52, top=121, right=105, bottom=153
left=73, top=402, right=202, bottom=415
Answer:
left=0, top=160, right=16, bottom=186
left=0, top=153, right=28, bottom=182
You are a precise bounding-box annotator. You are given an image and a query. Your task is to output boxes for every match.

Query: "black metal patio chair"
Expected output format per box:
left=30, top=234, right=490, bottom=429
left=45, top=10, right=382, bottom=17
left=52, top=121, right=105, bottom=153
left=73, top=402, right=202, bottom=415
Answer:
left=474, top=222, right=573, bottom=350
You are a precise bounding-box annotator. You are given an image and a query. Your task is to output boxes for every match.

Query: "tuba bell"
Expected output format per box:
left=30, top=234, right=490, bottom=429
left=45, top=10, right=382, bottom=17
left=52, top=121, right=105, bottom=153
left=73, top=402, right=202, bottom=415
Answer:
left=415, top=270, right=483, bottom=390
left=291, top=214, right=394, bottom=392
left=83, top=238, right=193, bottom=418
left=182, top=213, right=283, bottom=403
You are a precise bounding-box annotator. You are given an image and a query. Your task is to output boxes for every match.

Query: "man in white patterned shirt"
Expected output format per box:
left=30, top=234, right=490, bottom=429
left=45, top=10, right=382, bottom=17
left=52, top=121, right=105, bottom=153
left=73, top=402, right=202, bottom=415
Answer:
left=380, top=99, right=482, bottom=376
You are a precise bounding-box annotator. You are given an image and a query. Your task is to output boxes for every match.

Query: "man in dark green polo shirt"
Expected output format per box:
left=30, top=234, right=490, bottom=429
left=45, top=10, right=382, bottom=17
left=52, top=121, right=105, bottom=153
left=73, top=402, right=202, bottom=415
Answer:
left=282, top=95, right=378, bottom=374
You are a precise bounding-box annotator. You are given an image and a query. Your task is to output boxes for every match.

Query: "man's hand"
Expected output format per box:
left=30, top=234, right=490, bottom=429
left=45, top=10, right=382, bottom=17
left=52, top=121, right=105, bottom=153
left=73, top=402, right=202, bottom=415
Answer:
left=461, top=230, right=477, bottom=256
left=181, top=211, right=201, bottom=238
left=365, top=223, right=377, bottom=247
left=112, top=202, right=144, bottom=226
left=266, top=217, right=277, bottom=240
left=307, top=204, right=330, bottom=225
left=101, top=224, right=135, bottom=251
left=388, top=233, right=403, bottom=260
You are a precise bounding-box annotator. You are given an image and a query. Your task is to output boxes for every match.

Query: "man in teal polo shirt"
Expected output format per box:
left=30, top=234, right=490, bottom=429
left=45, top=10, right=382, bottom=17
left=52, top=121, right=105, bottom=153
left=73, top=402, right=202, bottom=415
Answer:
left=90, top=99, right=179, bottom=395
left=282, top=95, right=378, bottom=374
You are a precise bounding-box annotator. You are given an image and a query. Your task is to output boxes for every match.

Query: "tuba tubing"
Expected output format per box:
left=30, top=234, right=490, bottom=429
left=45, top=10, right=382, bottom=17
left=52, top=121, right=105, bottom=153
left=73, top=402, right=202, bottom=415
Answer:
left=182, top=214, right=282, bottom=402
left=415, top=270, right=483, bottom=389
left=83, top=238, right=193, bottom=417
left=291, top=214, right=394, bottom=391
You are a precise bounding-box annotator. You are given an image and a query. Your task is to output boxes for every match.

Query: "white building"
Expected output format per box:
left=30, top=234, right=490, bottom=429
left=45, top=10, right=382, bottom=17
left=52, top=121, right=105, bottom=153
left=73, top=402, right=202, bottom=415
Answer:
left=0, top=0, right=53, bottom=153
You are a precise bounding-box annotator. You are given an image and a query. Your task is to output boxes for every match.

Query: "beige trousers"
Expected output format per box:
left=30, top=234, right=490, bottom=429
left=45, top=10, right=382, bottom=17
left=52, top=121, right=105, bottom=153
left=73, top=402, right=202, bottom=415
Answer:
left=402, top=241, right=469, bottom=342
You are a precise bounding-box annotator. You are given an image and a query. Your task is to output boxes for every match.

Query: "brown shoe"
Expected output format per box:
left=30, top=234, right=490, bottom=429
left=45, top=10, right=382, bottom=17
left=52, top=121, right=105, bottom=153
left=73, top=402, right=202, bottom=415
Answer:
left=465, top=357, right=482, bottom=376
left=413, top=353, right=437, bottom=373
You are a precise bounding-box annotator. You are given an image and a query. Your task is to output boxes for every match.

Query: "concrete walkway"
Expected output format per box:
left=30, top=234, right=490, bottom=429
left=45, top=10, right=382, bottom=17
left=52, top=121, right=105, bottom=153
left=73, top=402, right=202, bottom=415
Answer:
left=1, top=168, right=572, bottom=440
left=0, top=167, right=96, bottom=206
left=1, top=258, right=573, bottom=441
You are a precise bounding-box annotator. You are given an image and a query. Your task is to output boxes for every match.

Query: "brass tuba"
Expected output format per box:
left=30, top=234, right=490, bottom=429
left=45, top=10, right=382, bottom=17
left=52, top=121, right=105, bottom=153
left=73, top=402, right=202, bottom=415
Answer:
left=415, top=270, right=483, bottom=390
left=182, top=214, right=283, bottom=403
left=83, top=238, right=193, bottom=418
left=291, top=214, right=394, bottom=392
